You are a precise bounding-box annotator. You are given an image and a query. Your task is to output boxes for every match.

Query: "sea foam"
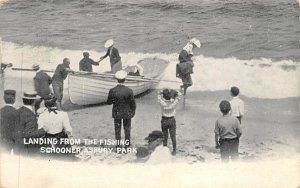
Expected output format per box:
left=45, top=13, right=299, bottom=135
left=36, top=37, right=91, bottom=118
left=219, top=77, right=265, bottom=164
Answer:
left=1, top=41, right=299, bottom=99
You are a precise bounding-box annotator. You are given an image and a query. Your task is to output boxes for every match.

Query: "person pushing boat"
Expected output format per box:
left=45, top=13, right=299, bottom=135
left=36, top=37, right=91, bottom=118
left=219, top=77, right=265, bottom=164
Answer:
left=99, top=39, right=122, bottom=74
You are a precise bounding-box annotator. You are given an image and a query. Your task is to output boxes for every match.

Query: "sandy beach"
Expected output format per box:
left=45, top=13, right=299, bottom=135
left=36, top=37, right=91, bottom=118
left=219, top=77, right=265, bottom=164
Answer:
left=1, top=73, right=300, bottom=188
left=2, top=72, right=300, bottom=164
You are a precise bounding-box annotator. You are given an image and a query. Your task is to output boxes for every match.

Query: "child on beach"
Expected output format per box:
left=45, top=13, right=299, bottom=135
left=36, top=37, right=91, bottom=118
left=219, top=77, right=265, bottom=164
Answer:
left=229, top=86, right=245, bottom=124
left=157, top=89, right=182, bottom=155
left=215, top=100, right=242, bottom=162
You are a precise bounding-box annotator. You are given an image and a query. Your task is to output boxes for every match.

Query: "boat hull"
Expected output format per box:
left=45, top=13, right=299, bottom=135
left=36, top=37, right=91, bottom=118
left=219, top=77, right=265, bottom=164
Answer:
left=68, top=58, right=168, bottom=105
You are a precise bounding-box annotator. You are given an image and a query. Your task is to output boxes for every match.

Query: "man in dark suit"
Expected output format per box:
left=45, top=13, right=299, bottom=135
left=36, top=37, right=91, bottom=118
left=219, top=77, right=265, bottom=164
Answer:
left=33, top=64, right=52, bottom=112
left=107, top=70, right=136, bottom=149
left=0, top=90, right=18, bottom=154
left=14, top=92, right=46, bottom=156
left=100, top=39, right=122, bottom=73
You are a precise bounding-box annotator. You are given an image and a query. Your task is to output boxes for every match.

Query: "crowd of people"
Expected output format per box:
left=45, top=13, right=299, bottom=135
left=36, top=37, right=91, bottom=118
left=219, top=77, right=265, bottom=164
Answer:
left=0, top=38, right=245, bottom=163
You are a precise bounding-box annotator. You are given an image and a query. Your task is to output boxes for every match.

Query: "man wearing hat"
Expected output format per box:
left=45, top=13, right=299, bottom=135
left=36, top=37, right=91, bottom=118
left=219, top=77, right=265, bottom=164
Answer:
left=176, top=38, right=201, bottom=96
left=14, top=91, right=46, bottom=156
left=52, top=58, right=74, bottom=110
left=79, top=52, right=100, bottom=72
left=0, top=90, right=18, bottom=153
left=33, top=64, right=52, bottom=113
left=99, top=39, right=122, bottom=74
left=107, top=70, right=136, bottom=149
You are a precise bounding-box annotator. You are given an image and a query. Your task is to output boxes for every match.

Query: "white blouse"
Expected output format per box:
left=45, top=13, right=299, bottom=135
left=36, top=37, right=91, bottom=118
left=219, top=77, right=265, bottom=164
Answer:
left=38, top=110, right=72, bottom=135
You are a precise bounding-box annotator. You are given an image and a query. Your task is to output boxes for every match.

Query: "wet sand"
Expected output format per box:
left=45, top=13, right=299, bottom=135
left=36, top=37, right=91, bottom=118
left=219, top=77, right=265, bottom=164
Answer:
left=2, top=72, right=300, bottom=163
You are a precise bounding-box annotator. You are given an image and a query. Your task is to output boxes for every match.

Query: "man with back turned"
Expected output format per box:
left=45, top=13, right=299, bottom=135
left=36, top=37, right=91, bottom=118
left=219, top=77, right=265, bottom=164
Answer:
left=107, top=70, right=136, bottom=150
left=0, top=90, right=18, bottom=154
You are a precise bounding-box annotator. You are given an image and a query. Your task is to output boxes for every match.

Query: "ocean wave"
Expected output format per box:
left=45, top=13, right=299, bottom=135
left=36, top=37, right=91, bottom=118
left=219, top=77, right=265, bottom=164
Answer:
left=1, top=41, right=299, bottom=99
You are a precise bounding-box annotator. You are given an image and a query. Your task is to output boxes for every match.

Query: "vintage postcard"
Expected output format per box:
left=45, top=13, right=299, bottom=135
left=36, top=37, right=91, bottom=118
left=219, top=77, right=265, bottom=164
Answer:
left=0, top=0, right=299, bottom=187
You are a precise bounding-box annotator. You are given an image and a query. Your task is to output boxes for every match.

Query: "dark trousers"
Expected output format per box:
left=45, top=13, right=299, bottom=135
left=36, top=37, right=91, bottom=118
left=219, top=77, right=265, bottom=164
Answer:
left=52, top=82, right=63, bottom=103
left=181, top=74, right=192, bottom=95
left=161, top=116, right=176, bottom=152
left=219, top=137, right=239, bottom=162
left=114, top=118, right=131, bottom=147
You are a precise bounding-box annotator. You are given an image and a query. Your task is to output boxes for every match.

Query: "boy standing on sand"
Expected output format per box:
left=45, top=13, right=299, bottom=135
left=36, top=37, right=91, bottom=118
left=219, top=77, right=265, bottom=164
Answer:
left=157, top=89, right=181, bottom=155
left=229, top=86, right=245, bottom=124
left=215, top=100, right=242, bottom=162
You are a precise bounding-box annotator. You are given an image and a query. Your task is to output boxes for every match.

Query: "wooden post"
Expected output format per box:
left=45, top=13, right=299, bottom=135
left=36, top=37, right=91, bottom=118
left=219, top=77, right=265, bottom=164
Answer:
left=0, top=37, right=4, bottom=107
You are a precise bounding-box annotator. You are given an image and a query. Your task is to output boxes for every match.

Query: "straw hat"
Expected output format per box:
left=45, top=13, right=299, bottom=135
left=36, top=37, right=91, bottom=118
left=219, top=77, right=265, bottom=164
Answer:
left=189, top=38, right=201, bottom=48
left=22, top=91, right=40, bottom=99
left=104, top=39, right=114, bottom=48
left=32, top=63, right=40, bottom=70
left=115, top=70, right=127, bottom=80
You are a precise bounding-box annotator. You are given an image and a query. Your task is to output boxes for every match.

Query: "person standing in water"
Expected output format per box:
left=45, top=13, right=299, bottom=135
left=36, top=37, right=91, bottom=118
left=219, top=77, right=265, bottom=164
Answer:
left=176, top=38, right=201, bottom=96
left=99, top=39, right=122, bottom=74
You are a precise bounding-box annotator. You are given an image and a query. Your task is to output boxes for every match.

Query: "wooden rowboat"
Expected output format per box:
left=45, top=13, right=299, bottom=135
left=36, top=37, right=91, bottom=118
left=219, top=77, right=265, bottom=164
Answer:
left=68, top=58, right=169, bottom=105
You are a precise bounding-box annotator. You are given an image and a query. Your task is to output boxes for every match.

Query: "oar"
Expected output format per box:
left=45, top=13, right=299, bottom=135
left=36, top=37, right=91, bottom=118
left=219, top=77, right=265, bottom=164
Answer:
left=12, top=68, right=182, bottom=84
left=12, top=67, right=54, bottom=73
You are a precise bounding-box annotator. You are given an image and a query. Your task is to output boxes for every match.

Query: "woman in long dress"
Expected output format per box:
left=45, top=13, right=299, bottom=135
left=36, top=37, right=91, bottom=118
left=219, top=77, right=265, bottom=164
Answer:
left=100, top=39, right=122, bottom=73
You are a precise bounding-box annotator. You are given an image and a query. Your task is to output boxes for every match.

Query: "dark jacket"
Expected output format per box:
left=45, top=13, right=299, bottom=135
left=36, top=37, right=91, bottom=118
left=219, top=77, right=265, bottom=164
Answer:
left=52, top=64, right=69, bottom=84
left=178, top=49, right=193, bottom=63
left=34, top=71, right=52, bottom=98
left=0, top=105, right=18, bottom=151
left=14, top=106, right=46, bottom=155
left=107, top=84, right=136, bottom=119
left=79, top=57, right=99, bottom=72
left=103, top=47, right=121, bottom=65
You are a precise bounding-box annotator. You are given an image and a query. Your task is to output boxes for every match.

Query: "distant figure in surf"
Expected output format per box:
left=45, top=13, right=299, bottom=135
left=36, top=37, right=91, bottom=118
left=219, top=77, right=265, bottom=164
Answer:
left=52, top=58, right=74, bottom=110
left=176, top=38, right=201, bottom=96
left=214, top=100, right=242, bottom=162
left=229, top=86, right=245, bottom=124
left=79, top=52, right=100, bottom=72
left=99, top=39, right=122, bottom=74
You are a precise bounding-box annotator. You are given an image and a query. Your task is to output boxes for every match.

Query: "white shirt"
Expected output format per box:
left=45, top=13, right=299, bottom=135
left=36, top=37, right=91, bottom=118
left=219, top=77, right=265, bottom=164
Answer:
left=157, top=91, right=181, bottom=117
left=38, top=110, right=72, bottom=134
left=147, top=145, right=172, bottom=165
left=230, top=96, right=245, bottom=117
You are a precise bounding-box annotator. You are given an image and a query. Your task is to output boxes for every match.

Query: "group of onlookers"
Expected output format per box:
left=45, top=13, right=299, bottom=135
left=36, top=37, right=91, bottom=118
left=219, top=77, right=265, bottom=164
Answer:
left=0, top=89, right=72, bottom=158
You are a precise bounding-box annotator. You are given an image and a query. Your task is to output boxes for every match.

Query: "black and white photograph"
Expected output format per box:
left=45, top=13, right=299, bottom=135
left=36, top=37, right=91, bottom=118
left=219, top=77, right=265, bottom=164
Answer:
left=0, top=0, right=300, bottom=187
